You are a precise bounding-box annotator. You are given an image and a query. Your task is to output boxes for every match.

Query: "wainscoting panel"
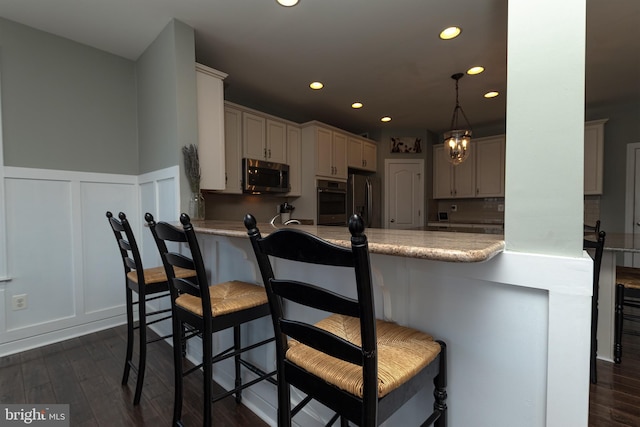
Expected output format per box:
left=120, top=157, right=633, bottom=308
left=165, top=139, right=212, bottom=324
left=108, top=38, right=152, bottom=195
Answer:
left=0, top=166, right=179, bottom=356
left=81, top=180, right=138, bottom=315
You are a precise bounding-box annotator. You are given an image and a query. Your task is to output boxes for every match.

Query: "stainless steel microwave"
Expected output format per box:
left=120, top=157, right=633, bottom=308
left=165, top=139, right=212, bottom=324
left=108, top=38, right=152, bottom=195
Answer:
left=242, top=158, right=290, bottom=194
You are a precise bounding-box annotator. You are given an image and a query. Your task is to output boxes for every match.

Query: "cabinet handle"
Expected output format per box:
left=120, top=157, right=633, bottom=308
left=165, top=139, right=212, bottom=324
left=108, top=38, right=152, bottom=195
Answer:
left=268, top=148, right=271, bottom=158
left=225, top=172, right=228, bottom=183
left=263, top=148, right=267, bottom=158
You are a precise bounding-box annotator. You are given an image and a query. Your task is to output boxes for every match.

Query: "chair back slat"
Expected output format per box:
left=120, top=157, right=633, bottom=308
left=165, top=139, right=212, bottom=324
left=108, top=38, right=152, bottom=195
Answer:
left=258, top=230, right=355, bottom=267
left=271, top=279, right=360, bottom=318
left=280, top=319, right=363, bottom=366
left=106, top=211, right=144, bottom=275
left=173, top=277, right=201, bottom=297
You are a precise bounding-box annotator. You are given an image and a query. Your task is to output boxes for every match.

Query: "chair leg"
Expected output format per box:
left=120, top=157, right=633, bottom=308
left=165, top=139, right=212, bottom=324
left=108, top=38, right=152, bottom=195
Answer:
left=590, top=284, right=599, bottom=384
left=614, top=284, right=624, bottom=364
left=133, top=294, right=148, bottom=405
left=234, top=325, right=242, bottom=403
left=433, top=341, right=448, bottom=427
left=122, top=287, right=134, bottom=386
left=203, top=323, right=213, bottom=427
left=278, top=370, right=292, bottom=427
left=172, top=318, right=185, bottom=426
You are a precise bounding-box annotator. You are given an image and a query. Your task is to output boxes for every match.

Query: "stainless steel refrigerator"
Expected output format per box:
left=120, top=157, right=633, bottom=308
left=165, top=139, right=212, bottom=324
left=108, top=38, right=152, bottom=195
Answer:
left=348, top=174, right=382, bottom=228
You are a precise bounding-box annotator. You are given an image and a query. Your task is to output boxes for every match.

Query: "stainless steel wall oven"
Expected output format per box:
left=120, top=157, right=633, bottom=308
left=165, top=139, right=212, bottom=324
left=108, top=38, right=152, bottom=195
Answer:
left=317, top=179, right=347, bottom=226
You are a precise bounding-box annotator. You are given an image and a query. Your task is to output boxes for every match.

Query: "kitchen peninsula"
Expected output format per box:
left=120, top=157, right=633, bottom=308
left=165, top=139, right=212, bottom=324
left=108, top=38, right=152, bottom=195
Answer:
left=182, top=220, right=591, bottom=427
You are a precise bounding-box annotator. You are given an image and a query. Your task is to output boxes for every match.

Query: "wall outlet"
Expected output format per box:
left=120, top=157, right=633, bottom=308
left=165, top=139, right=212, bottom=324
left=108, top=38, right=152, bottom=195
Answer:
left=498, top=204, right=505, bottom=212
left=450, top=204, right=458, bottom=212
left=12, top=294, right=28, bottom=311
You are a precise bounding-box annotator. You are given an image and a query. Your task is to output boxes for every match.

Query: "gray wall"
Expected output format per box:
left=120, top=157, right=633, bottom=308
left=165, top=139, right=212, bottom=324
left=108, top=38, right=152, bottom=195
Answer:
left=588, top=100, right=640, bottom=233
left=0, top=18, right=138, bottom=174
left=136, top=19, right=197, bottom=212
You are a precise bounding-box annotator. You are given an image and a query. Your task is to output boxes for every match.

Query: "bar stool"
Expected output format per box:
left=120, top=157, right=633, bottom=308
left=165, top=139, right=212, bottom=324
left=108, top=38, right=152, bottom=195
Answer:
left=614, top=265, right=640, bottom=363
left=106, top=211, right=196, bottom=405
left=146, top=213, right=276, bottom=426
left=583, top=230, right=605, bottom=383
left=245, top=213, right=447, bottom=426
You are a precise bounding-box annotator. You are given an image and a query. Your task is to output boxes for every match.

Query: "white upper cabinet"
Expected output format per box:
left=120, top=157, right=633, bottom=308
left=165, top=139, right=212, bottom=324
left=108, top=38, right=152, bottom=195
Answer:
left=196, top=63, right=228, bottom=191
left=242, top=112, right=287, bottom=164
left=313, top=126, right=348, bottom=180
left=433, top=145, right=476, bottom=199
left=475, top=136, right=506, bottom=198
left=348, top=137, right=377, bottom=172
left=286, top=125, right=302, bottom=196
left=584, top=119, right=607, bottom=195
left=220, top=105, right=243, bottom=194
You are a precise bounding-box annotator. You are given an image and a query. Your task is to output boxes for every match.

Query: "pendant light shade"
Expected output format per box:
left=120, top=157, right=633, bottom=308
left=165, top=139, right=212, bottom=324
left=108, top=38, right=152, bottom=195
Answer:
left=444, top=73, right=473, bottom=166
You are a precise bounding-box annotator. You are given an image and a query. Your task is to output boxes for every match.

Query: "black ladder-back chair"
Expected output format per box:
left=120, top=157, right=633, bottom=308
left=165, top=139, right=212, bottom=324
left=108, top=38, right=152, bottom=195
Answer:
left=106, top=211, right=196, bottom=405
left=244, top=213, right=447, bottom=427
left=584, top=220, right=601, bottom=236
left=614, top=266, right=640, bottom=364
left=145, top=213, right=276, bottom=427
left=583, top=230, right=605, bottom=384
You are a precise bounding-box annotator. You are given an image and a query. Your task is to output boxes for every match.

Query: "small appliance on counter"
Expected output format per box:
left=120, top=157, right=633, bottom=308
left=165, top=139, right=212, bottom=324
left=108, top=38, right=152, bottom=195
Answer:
left=279, top=202, right=295, bottom=224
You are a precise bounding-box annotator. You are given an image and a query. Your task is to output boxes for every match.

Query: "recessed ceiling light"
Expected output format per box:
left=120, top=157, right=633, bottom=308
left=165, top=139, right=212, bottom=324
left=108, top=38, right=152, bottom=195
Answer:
left=351, top=102, right=363, bottom=109
left=439, top=26, right=461, bottom=40
left=309, top=81, right=324, bottom=90
left=276, top=0, right=299, bottom=6
left=484, top=91, right=499, bottom=98
left=467, top=66, right=485, bottom=75
left=381, top=116, right=392, bottom=123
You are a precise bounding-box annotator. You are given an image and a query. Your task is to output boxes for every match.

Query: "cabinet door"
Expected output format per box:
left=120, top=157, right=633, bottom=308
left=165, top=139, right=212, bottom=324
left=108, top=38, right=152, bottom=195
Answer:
left=333, top=132, right=348, bottom=179
left=266, top=119, right=287, bottom=163
left=286, top=125, right=301, bottom=196
left=196, top=65, right=226, bottom=190
left=362, top=140, right=377, bottom=172
left=475, top=136, right=505, bottom=197
left=221, top=106, right=243, bottom=194
left=453, top=149, right=476, bottom=198
left=242, top=112, right=266, bottom=160
left=316, top=127, right=333, bottom=177
left=348, top=137, right=363, bottom=169
left=433, top=145, right=454, bottom=198
left=584, top=122, right=604, bottom=195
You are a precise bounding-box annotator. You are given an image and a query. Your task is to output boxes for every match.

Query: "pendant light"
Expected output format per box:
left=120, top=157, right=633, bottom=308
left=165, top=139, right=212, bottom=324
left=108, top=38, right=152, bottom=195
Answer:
left=443, top=73, right=472, bottom=166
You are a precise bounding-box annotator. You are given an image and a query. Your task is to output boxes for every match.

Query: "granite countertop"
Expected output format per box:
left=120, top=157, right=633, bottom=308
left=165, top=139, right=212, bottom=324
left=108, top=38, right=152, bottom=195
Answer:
left=189, top=220, right=505, bottom=263
left=597, top=233, right=640, bottom=254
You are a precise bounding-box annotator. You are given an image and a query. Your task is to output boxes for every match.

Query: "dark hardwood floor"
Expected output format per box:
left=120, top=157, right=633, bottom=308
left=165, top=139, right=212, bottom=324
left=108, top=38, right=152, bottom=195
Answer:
left=2, top=320, right=640, bottom=426
left=0, top=325, right=267, bottom=426
left=589, top=320, right=640, bottom=427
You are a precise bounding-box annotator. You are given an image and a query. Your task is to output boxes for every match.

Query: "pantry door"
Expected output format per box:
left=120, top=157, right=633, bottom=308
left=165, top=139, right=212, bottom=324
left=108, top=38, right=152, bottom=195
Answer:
left=385, top=159, right=424, bottom=229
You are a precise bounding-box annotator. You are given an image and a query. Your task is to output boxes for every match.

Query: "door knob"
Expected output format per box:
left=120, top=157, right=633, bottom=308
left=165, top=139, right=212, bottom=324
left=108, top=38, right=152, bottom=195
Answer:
left=390, top=219, right=395, bottom=223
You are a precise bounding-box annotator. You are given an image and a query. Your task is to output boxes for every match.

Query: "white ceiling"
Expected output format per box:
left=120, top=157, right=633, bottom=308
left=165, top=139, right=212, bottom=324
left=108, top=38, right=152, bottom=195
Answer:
left=1, top=0, right=638, bottom=135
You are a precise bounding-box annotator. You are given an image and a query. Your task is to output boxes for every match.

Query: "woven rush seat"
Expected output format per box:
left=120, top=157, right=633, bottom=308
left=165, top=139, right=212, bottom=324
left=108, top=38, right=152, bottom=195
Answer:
left=617, top=266, right=640, bottom=289
left=126, top=265, right=195, bottom=285
left=175, top=280, right=268, bottom=317
left=287, top=314, right=442, bottom=398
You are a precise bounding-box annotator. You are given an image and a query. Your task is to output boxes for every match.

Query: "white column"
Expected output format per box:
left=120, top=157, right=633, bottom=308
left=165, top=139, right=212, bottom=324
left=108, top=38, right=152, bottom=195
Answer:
left=505, top=0, right=586, bottom=257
